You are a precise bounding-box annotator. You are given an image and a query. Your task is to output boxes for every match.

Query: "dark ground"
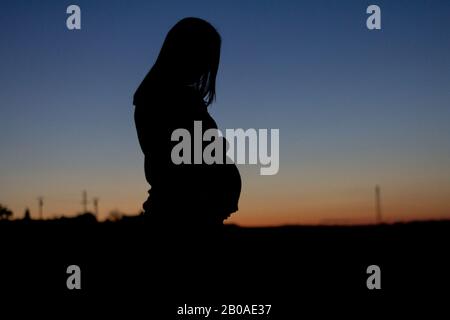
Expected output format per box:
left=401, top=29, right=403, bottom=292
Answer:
left=1, top=216, right=449, bottom=316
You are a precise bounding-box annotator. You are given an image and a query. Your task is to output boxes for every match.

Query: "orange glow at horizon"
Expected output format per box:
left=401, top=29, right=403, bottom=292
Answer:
left=2, top=178, right=449, bottom=226
left=2, top=156, right=449, bottom=226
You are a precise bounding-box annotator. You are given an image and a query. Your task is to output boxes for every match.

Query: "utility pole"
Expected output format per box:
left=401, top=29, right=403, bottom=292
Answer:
left=93, top=197, right=99, bottom=217
left=37, top=197, right=44, bottom=219
left=375, top=185, right=382, bottom=224
left=82, top=190, right=88, bottom=213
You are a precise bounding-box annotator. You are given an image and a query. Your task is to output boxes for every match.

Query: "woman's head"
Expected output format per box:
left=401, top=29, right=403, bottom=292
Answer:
left=136, top=17, right=221, bottom=106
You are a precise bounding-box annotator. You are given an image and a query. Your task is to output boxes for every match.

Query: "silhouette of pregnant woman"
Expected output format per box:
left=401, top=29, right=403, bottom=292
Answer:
left=134, top=18, right=241, bottom=228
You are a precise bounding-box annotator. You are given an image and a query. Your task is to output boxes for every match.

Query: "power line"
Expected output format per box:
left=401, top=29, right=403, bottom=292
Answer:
left=93, top=197, right=99, bottom=217
left=82, top=190, right=88, bottom=213
left=37, top=196, right=44, bottom=219
left=375, top=185, right=382, bottom=224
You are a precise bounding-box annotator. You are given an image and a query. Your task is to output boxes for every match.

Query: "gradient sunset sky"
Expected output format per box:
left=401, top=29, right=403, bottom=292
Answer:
left=1, top=0, right=449, bottom=225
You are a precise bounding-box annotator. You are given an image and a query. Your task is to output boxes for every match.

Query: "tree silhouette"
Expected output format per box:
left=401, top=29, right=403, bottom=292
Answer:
left=0, top=204, right=13, bottom=220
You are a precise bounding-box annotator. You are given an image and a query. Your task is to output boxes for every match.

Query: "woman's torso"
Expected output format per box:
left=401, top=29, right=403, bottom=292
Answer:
left=134, top=85, right=241, bottom=224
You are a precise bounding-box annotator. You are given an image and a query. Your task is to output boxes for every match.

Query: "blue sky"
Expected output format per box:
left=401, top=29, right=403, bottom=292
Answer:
left=1, top=0, right=449, bottom=224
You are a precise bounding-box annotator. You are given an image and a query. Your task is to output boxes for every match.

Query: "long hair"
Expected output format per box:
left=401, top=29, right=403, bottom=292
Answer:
left=134, top=17, right=221, bottom=107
